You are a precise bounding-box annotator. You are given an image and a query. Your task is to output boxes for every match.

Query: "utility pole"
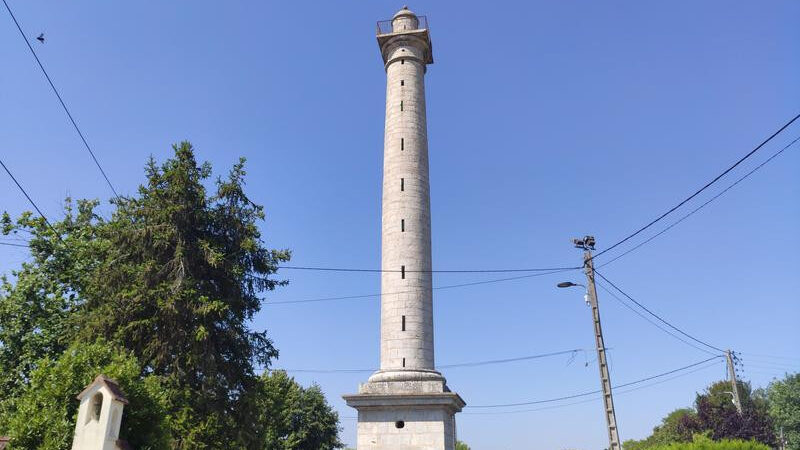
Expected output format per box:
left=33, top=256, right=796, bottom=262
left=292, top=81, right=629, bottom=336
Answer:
left=726, top=349, right=743, bottom=415
left=574, top=236, right=621, bottom=450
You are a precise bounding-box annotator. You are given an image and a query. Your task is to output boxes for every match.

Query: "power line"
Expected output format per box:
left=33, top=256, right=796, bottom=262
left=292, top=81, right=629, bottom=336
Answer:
left=264, top=267, right=577, bottom=305
left=467, top=355, right=722, bottom=408
left=277, top=265, right=579, bottom=274
left=2, top=0, right=119, bottom=198
left=593, top=113, right=800, bottom=260
left=0, top=158, right=61, bottom=242
left=594, top=269, right=724, bottom=354
left=599, top=135, right=800, bottom=268
left=463, top=358, right=722, bottom=415
left=595, top=280, right=718, bottom=356
left=739, top=353, right=800, bottom=362
left=265, top=348, right=587, bottom=373
left=0, top=241, right=29, bottom=248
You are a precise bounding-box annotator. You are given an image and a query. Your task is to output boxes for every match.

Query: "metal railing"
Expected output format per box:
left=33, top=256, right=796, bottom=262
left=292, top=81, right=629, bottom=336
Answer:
left=376, top=16, right=429, bottom=35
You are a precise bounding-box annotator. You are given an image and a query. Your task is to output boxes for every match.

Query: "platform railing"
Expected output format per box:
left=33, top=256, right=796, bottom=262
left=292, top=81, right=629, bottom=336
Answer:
left=376, top=16, right=429, bottom=35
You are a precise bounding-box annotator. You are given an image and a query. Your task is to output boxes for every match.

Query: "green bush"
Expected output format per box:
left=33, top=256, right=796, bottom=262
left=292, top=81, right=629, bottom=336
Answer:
left=653, top=433, right=770, bottom=450
left=0, top=341, right=169, bottom=449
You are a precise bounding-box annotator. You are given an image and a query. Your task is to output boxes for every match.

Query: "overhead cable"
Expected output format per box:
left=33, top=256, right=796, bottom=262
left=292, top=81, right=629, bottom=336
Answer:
left=267, top=348, right=587, bottom=373
left=277, top=265, right=580, bottom=274
left=593, top=113, right=800, bottom=260
left=463, top=358, right=722, bottom=415
left=264, top=267, right=577, bottom=305
left=0, top=159, right=61, bottom=241
left=467, top=355, right=722, bottom=408
left=594, top=269, right=724, bottom=354
left=0, top=241, right=29, bottom=248
left=599, top=135, right=800, bottom=267
left=2, top=0, right=119, bottom=198
left=595, top=280, right=718, bottom=356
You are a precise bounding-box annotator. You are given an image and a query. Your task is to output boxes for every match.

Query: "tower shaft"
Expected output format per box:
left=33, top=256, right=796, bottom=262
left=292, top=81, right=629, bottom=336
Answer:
left=380, top=15, right=434, bottom=373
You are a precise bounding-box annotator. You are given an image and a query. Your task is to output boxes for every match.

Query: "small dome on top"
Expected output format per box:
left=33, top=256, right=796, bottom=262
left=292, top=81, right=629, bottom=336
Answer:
left=393, top=5, right=417, bottom=19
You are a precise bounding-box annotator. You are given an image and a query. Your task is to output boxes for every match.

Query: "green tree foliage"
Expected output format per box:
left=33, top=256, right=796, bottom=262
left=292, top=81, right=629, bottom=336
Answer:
left=0, top=143, right=347, bottom=448
left=71, top=143, right=290, bottom=446
left=648, top=433, right=769, bottom=449
left=0, top=199, right=102, bottom=399
left=455, top=441, right=471, bottom=450
left=767, top=373, right=800, bottom=449
left=624, top=409, right=699, bottom=450
left=255, top=370, right=343, bottom=449
left=0, top=341, right=168, bottom=450
left=695, top=381, right=775, bottom=445
left=623, top=380, right=776, bottom=449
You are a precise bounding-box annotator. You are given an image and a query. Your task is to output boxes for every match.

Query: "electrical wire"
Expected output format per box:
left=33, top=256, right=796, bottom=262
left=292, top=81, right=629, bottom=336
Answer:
left=594, top=269, right=724, bottom=354
left=592, top=113, right=800, bottom=260
left=266, top=348, right=587, bottom=373
left=0, top=241, right=29, bottom=248
left=277, top=265, right=580, bottom=274
left=463, top=358, right=723, bottom=415
left=0, top=159, right=61, bottom=242
left=595, top=280, right=718, bottom=356
left=2, top=0, right=119, bottom=198
left=264, top=267, right=577, bottom=305
left=599, top=135, right=800, bottom=268
left=467, top=355, right=722, bottom=408
left=739, top=352, right=800, bottom=362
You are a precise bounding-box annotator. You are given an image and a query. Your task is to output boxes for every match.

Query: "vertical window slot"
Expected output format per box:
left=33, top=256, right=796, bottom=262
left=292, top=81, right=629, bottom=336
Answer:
left=401, top=178, right=404, bottom=191
left=401, top=59, right=405, bottom=64
left=402, top=358, right=406, bottom=367
left=401, top=138, right=404, bottom=151
left=402, top=315, right=406, bottom=331
left=400, top=101, right=404, bottom=112
left=401, top=80, right=405, bottom=86
left=401, top=265, right=405, bottom=279
left=401, top=219, right=405, bottom=232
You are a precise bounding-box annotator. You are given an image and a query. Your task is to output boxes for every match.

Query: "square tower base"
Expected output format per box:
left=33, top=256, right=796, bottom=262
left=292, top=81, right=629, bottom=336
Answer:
left=343, top=378, right=465, bottom=450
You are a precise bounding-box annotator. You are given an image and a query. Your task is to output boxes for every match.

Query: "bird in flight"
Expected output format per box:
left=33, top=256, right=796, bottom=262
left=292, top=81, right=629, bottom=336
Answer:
left=36, top=33, right=44, bottom=43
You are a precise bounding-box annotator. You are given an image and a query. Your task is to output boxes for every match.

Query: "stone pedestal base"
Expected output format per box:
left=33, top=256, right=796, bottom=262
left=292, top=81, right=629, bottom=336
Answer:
left=343, top=372, right=465, bottom=450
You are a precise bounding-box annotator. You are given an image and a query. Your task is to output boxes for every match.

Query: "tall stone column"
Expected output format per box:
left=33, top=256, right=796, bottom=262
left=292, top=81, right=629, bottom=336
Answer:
left=344, top=7, right=465, bottom=450
left=378, top=5, right=435, bottom=377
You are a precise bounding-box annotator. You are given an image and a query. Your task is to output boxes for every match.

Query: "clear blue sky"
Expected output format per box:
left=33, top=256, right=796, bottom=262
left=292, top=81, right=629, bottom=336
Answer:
left=2, top=1, right=799, bottom=448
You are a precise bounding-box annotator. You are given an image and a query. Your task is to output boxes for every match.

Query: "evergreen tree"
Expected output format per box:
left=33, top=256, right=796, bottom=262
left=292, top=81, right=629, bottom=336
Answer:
left=0, top=143, right=344, bottom=449
left=76, top=143, right=290, bottom=447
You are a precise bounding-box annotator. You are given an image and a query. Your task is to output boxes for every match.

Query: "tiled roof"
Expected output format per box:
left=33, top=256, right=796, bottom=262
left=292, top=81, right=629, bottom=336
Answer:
left=76, top=374, right=129, bottom=405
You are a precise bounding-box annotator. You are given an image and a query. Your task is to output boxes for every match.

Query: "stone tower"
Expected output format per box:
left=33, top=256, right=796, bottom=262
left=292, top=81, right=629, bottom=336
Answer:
left=344, top=7, right=465, bottom=449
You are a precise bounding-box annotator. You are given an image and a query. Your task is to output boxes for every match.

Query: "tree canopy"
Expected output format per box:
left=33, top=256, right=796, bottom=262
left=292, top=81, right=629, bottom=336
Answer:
left=767, top=373, right=800, bottom=449
left=624, top=378, right=784, bottom=449
left=0, top=143, right=342, bottom=449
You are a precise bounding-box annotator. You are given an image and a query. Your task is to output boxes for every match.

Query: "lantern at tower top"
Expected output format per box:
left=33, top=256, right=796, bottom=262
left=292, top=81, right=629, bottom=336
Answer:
left=376, top=6, right=433, bottom=66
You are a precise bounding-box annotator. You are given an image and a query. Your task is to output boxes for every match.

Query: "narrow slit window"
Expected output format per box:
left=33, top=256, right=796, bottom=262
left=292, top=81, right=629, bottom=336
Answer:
left=401, top=80, right=405, bottom=86
left=401, top=178, right=404, bottom=191
left=400, top=101, right=404, bottom=112
left=401, top=265, right=405, bottom=279
left=402, top=358, right=406, bottom=367
left=401, top=219, right=405, bottom=232
left=402, top=315, right=406, bottom=331
left=401, top=59, right=405, bottom=64
left=401, top=138, right=404, bottom=150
